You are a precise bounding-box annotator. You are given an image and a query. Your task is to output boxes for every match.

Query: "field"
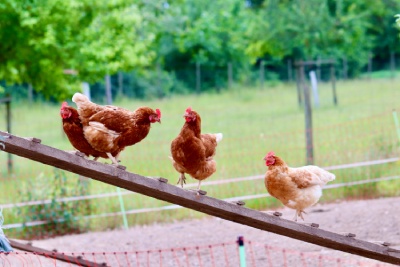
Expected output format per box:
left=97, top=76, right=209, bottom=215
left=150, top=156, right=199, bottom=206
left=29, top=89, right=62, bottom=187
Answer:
left=1, top=78, right=400, bottom=238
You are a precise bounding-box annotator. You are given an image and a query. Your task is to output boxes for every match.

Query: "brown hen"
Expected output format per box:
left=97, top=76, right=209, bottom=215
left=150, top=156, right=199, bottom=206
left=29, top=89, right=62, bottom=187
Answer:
left=72, top=93, right=161, bottom=165
left=170, top=107, right=223, bottom=192
left=60, top=102, right=122, bottom=160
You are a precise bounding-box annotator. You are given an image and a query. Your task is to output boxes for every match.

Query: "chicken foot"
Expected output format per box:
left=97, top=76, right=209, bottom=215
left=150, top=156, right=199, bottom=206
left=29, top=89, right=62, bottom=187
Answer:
left=106, top=152, right=119, bottom=165
left=177, top=173, right=187, bottom=188
left=293, top=210, right=307, bottom=221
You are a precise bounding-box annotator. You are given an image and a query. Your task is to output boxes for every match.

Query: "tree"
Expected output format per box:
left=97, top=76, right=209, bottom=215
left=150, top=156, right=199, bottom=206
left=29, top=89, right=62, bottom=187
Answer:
left=245, top=0, right=374, bottom=76
left=0, top=0, right=155, bottom=100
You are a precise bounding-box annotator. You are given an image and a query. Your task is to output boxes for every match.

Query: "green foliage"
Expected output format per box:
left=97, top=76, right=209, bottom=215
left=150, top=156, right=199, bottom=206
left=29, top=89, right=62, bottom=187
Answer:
left=1, top=0, right=400, bottom=100
left=16, top=169, right=90, bottom=239
left=0, top=0, right=154, bottom=100
left=246, top=0, right=373, bottom=68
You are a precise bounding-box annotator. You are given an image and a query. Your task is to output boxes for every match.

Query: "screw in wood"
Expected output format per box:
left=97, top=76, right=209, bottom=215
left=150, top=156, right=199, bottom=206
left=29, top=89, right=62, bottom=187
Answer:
left=273, top=211, right=283, bottom=217
left=236, top=201, right=246, bottom=206
left=75, top=151, right=85, bottom=157
left=117, top=165, right=127, bottom=170
left=157, top=177, right=168, bottom=183
left=30, top=137, right=42, bottom=143
left=198, top=190, right=207, bottom=196
left=344, top=233, right=356, bottom=238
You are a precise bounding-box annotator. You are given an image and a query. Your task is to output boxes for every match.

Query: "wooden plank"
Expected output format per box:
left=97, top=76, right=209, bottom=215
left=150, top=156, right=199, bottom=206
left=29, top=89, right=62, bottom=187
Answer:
left=9, top=239, right=107, bottom=267
left=0, top=131, right=399, bottom=265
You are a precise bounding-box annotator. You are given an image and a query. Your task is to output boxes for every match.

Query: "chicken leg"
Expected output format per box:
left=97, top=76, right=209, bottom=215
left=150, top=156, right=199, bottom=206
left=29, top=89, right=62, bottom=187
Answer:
left=177, top=173, right=187, bottom=188
left=293, top=210, right=307, bottom=221
left=106, top=152, right=119, bottom=165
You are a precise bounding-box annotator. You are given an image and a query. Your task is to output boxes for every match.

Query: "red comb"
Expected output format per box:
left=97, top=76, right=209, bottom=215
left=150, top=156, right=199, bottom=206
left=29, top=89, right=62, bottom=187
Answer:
left=156, top=109, right=161, bottom=118
left=185, top=107, right=192, bottom=113
left=267, top=151, right=275, bottom=157
left=61, top=101, right=68, bottom=108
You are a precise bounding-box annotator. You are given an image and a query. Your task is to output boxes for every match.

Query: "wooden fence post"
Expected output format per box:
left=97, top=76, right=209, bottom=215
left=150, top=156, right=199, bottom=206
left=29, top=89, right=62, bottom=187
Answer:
left=228, top=62, right=233, bottom=89
left=368, top=53, right=372, bottom=80
left=301, top=65, right=314, bottom=165
left=342, top=57, right=348, bottom=80
left=28, top=84, right=33, bottom=104
left=260, top=60, right=264, bottom=90
left=118, top=72, right=123, bottom=97
left=295, top=64, right=302, bottom=106
left=105, top=74, right=112, bottom=105
left=316, top=56, right=321, bottom=81
left=390, top=51, right=396, bottom=80
left=5, top=96, right=12, bottom=174
left=196, top=62, right=201, bottom=94
left=330, top=63, right=338, bottom=106
left=287, top=59, right=293, bottom=82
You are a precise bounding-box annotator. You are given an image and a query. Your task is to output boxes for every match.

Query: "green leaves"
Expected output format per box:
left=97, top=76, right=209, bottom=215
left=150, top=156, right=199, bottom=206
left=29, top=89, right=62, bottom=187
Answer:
left=0, top=0, right=154, bottom=100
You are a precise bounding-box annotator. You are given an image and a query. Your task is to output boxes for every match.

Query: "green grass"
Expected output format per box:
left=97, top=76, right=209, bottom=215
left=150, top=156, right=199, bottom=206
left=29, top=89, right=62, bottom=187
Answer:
left=1, top=78, right=400, bottom=238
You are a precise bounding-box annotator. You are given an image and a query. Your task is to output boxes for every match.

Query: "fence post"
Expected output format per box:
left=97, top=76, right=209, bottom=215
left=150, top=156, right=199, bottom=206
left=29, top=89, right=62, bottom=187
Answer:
left=392, top=109, right=400, bottom=144
left=390, top=51, right=396, bottom=80
left=6, top=95, right=12, bottom=174
left=260, top=60, right=264, bottom=90
left=118, top=72, right=124, bottom=97
left=196, top=62, right=201, bottom=94
left=330, top=63, right=338, bottom=106
left=342, top=57, right=348, bottom=80
left=117, top=187, right=129, bottom=229
left=237, top=236, right=246, bottom=267
left=28, top=84, right=33, bottom=104
left=309, top=71, right=319, bottom=107
left=105, top=74, right=112, bottom=105
left=295, top=64, right=302, bottom=106
left=301, top=65, right=314, bottom=165
left=287, top=59, right=292, bottom=82
left=316, top=56, right=321, bottom=81
left=228, top=62, right=233, bottom=89
left=368, top=53, right=372, bottom=80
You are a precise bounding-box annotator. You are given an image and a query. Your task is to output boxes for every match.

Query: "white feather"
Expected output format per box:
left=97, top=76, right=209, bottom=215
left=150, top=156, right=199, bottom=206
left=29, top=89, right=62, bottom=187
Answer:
left=215, top=133, right=223, bottom=143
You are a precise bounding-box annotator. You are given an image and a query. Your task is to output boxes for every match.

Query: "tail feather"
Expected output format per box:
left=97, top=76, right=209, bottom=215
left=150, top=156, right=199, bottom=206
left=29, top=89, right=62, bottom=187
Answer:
left=72, top=93, right=90, bottom=106
left=215, top=133, right=223, bottom=143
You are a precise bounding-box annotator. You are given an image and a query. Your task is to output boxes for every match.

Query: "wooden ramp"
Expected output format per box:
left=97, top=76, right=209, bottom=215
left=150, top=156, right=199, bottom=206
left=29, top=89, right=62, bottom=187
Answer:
left=0, top=131, right=399, bottom=265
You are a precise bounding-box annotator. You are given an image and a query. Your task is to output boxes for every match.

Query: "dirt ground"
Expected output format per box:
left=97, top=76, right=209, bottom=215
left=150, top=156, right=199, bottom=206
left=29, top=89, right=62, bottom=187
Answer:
left=6, top=196, right=400, bottom=266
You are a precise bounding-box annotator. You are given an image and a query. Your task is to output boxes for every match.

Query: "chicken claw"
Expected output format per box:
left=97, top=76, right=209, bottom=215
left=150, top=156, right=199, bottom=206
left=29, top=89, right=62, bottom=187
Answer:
left=177, top=173, right=186, bottom=188
left=293, top=210, right=307, bottom=221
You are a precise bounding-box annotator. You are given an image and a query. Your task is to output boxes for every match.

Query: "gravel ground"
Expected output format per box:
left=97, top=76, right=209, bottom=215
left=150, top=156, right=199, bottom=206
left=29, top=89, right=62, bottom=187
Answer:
left=5, top=197, right=400, bottom=266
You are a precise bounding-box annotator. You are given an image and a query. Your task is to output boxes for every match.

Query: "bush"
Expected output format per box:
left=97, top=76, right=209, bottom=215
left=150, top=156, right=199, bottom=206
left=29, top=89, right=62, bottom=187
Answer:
left=16, top=169, right=91, bottom=239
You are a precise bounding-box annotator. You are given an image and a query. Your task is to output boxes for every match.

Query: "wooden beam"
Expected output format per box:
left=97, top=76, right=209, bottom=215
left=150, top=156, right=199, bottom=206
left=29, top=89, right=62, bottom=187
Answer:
left=9, top=239, right=107, bottom=267
left=0, top=131, right=399, bottom=265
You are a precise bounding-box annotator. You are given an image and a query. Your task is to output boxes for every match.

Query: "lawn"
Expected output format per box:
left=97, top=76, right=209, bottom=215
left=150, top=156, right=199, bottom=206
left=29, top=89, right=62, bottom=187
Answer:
left=1, top=77, right=400, bottom=238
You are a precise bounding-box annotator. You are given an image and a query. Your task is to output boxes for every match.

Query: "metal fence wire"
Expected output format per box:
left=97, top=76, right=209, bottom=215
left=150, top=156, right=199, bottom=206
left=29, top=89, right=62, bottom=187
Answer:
left=0, top=239, right=396, bottom=267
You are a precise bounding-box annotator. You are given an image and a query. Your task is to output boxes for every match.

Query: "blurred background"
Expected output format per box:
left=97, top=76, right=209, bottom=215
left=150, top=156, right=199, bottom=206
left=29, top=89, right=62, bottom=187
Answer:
left=0, top=0, right=399, bottom=245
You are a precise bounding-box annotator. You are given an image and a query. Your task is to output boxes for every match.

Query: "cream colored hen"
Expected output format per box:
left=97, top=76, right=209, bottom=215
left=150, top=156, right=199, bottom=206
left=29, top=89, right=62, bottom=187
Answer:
left=264, top=151, right=335, bottom=221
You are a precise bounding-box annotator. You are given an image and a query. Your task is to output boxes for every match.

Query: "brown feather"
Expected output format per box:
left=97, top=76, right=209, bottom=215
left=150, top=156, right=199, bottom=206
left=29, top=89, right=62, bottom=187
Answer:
left=61, top=106, right=120, bottom=158
left=170, top=110, right=220, bottom=181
